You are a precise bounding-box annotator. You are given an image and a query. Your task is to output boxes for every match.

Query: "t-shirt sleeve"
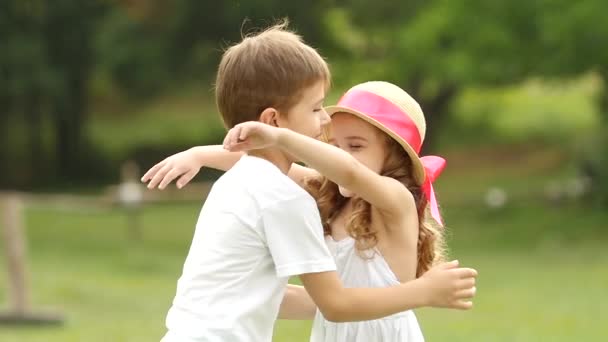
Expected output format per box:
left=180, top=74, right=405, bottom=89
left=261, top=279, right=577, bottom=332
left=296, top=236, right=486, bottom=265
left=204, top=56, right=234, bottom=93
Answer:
left=262, top=194, right=336, bottom=278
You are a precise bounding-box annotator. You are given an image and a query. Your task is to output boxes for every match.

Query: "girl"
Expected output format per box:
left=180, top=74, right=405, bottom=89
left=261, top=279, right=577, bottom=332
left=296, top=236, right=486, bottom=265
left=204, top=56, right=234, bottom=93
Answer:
left=144, top=81, right=459, bottom=341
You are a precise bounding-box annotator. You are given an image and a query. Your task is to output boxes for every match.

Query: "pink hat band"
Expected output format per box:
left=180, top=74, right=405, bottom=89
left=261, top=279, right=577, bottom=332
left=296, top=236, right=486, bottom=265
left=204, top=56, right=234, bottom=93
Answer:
left=336, top=89, right=423, bottom=154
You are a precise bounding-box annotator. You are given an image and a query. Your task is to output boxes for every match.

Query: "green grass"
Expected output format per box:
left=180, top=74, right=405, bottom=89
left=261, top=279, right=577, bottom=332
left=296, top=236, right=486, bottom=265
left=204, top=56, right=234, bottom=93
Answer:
left=1, top=148, right=607, bottom=341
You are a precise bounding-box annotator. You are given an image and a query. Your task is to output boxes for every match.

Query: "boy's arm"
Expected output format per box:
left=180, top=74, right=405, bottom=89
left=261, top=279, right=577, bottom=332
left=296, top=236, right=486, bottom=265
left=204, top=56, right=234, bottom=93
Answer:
left=141, top=145, right=318, bottom=189
left=263, top=193, right=477, bottom=324
left=278, top=284, right=317, bottom=320
left=300, top=261, right=477, bottom=323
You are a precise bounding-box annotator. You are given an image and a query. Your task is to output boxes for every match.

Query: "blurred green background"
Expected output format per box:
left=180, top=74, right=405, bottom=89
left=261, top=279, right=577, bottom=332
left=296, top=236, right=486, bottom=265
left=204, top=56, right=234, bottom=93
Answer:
left=1, top=0, right=607, bottom=341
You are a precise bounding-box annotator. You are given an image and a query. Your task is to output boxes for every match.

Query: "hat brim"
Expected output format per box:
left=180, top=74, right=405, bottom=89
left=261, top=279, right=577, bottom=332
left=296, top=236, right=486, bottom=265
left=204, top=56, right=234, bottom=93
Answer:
left=325, top=105, right=426, bottom=186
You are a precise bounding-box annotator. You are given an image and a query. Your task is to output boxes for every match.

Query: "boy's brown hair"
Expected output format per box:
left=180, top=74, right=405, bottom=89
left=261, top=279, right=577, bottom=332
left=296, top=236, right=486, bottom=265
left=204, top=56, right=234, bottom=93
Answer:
left=215, top=20, right=330, bottom=128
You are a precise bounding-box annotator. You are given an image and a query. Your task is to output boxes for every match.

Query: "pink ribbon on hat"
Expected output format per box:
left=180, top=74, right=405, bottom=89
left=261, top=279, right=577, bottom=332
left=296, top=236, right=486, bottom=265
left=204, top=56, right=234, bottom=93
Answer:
left=337, top=89, right=446, bottom=226
left=338, top=89, right=423, bottom=153
left=420, top=156, right=446, bottom=226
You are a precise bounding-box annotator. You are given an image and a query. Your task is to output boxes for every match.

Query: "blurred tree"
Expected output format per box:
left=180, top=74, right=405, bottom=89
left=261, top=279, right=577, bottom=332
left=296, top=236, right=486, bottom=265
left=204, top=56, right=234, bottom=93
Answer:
left=0, top=1, right=14, bottom=180
left=0, top=0, right=106, bottom=187
left=0, top=0, right=51, bottom=186
left=45, top=0, right=103, bottom=180
left=323, top=0, right=607, bottom=153
left=2, top=0, right=607, bottom=191
left=323, top=0, right=539, bottom=151
left=96, top=0, right=332, bottom=97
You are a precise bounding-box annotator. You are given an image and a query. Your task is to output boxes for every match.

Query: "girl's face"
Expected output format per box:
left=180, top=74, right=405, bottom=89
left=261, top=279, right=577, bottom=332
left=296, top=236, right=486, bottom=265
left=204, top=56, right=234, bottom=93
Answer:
left=330, top=112, right=389, bottom=197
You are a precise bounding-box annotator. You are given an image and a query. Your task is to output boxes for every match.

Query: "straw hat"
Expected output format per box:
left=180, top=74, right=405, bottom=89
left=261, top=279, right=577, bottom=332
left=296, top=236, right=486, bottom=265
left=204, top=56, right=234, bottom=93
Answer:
left=325, top=81, right=427, bottom=185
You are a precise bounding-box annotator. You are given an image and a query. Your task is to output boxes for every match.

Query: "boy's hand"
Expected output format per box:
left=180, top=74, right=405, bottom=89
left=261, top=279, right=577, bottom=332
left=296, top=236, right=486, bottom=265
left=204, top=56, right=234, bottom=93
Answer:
left=224, top=122, right=281, bottom=152
left=418, top=260, right=477, bottom=310
left=141, top=149, right=202, bottom=190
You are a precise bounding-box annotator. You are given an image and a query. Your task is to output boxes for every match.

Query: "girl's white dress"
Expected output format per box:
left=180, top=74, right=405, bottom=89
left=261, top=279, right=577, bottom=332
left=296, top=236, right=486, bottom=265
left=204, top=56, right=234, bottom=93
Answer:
left=309, top=236, right=424, bottom=342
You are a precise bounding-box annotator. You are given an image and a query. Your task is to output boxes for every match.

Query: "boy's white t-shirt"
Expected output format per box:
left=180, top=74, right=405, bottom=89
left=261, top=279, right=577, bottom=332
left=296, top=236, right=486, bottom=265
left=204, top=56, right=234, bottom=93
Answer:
left=162, top=155, right=336, bottom=342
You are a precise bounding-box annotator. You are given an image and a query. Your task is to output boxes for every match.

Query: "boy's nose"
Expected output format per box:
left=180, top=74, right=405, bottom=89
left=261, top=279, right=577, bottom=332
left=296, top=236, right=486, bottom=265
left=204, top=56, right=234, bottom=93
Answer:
left=319, top=108, right=331, bottom=126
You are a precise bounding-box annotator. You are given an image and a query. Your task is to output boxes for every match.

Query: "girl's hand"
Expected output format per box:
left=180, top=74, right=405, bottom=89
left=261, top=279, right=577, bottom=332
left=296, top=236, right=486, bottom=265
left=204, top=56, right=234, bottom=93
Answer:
left=141, top=148, right=203, bottom=190
left=223, top=122, right=282, bottom=152
left=418, top=260, right=478, bottom=310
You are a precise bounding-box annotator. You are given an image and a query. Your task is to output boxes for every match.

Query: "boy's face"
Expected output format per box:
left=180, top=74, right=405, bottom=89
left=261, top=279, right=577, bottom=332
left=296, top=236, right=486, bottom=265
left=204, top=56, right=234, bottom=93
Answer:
left=275, top=81, right=330, bottom=140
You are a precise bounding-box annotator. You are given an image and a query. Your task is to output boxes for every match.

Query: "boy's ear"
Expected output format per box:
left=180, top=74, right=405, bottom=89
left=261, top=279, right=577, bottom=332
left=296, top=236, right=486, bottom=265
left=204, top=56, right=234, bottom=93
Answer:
left=259, top=107, right=280, bottom=127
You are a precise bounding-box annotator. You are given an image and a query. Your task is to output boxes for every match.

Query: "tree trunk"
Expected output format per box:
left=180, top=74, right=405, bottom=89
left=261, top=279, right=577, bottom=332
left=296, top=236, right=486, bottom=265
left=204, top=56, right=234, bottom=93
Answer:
left=24, top=86, right=44, bottom=186
left=0, top=79, right=10, bottom=188
left=0, top=16, right=12, bottom=188
left=46, top=1, right=94, bottom=180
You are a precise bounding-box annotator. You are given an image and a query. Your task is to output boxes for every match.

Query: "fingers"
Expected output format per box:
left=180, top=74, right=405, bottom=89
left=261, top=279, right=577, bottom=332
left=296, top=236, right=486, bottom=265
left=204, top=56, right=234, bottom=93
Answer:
left=158, top=168, right=183, bottom=190
left=437, top=260, right=459, bottom=270
left=229, top=126, right=240, bottom=147
left=459, top=267, right=478, bottom=279
left=223, top=126, right=243, bottom=150
left=455, top=277, right=476, bottom=290
left=239, top=124, right=250, bottom=141
left=233, top=125, right=244, bottom=143
left=426, top=262, right=477, bottom=311
left=222, top=129, right=231, bottom=149
left=147, top=163, right=172, bottom=189
left=224, top=124, right=256, bottom=151
left=177, top=169, right=199, bottom=189
left=454, top=286, right=476, bottom=300
left=451, top=300, right=474, bottom=310
left=141, top=160, right=166, bottom=182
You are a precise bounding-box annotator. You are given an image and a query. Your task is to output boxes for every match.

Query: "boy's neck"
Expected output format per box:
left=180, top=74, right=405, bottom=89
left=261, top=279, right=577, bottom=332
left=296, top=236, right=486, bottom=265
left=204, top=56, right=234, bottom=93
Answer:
left=247, top=147, right=292, bottom=174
